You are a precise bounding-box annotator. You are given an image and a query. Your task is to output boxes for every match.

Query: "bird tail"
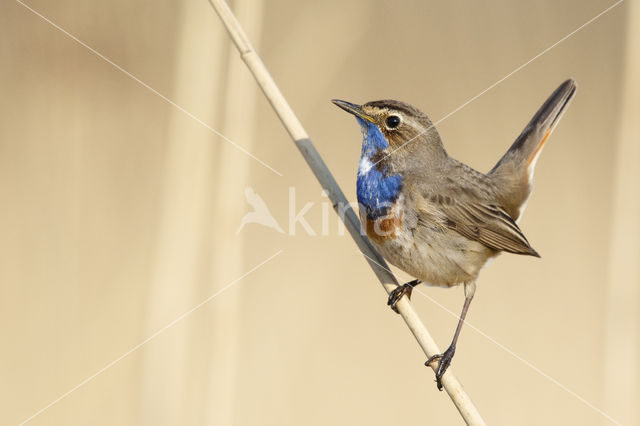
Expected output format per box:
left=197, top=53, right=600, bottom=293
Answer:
left=489, top=78, right=577, bottom=220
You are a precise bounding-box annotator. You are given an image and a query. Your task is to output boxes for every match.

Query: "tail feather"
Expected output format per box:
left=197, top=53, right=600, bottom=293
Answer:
left=489, top=79, right=577, bottom=220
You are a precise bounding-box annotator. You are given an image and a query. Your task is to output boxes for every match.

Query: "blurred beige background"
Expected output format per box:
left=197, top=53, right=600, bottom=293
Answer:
left=1, top=0, right=638, bottom=425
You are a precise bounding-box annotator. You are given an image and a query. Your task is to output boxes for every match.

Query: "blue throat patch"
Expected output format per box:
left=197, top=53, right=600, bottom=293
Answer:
left=355, top=118, right=403, bottom=219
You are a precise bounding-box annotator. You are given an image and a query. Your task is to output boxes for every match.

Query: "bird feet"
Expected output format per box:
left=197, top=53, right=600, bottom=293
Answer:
left=425, top=344, right=456, bottom=391
left=387, top=279, right=421, bottom=313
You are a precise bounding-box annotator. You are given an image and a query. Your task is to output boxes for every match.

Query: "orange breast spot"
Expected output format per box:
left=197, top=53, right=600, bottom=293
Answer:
left=360, top=204, right=403, bottom=243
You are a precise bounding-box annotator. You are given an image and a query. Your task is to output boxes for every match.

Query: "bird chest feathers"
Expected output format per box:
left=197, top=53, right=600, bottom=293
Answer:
left=355, top=118, right=404, bottom=222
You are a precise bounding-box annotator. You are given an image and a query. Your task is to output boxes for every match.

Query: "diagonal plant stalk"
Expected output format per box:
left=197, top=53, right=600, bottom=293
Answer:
left=208, top=1, right=485, bottom=424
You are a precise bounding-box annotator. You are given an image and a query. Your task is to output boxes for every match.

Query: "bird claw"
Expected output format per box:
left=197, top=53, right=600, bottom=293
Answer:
left=425, top=345, right=456, bottom=391
left=387, top=279, right=421, bottom=313
left=387, top=284, right=413, bottom=313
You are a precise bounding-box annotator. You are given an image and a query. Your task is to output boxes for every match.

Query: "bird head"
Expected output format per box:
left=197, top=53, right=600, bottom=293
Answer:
left=331, top=99, right=446, bottom=169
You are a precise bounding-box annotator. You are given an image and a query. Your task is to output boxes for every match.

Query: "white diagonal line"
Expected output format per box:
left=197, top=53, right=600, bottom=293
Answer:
left=14, top=0, right=283, bottom=177
left=358, top=251, right=621, bottom=425
left=432, top=0, right=623, bottom=127
left=374, top=0, right=624, bottom=168
left=413, top=287, right=622, bottom=425
left=18, top=250, right=283, bottom=425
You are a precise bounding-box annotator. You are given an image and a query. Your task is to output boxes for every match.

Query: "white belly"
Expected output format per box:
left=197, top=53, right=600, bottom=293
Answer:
left=372, top=225, right=495, bottom=287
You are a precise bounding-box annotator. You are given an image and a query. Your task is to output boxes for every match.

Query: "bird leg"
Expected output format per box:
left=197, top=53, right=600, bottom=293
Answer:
left=426, top=293, right=474, bottom=391
left=387, top=279, right=421, bottom=313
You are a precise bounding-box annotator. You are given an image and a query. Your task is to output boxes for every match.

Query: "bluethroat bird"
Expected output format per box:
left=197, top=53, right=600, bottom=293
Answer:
left=332, top=79, right=576, bottom=390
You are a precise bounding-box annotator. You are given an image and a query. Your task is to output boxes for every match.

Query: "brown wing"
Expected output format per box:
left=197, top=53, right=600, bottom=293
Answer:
left=417, top=192, right=540, bottom=257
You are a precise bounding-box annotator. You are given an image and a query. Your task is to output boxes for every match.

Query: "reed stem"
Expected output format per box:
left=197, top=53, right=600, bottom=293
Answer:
left=208, top=1, right=485, bottom=423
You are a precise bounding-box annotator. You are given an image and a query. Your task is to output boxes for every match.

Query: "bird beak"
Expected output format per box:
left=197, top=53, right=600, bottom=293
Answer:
left=331, top=99, right=376, bottom=123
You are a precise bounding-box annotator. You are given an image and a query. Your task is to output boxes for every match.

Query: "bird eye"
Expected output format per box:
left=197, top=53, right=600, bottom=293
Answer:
left=385, top=115, right=401, bottom=129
